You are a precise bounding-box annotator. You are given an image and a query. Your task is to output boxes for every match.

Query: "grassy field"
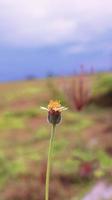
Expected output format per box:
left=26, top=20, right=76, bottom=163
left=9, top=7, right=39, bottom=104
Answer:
left=0, top=73, right=112, bottom=200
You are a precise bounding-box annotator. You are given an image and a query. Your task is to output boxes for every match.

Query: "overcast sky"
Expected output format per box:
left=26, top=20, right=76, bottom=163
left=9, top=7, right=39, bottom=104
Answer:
left=0, top=0, right=112, bottom=81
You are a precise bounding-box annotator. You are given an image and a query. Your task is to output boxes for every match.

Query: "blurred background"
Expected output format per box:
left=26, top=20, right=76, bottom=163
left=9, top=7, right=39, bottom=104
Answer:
left=0, top=0, right=112, bottom=199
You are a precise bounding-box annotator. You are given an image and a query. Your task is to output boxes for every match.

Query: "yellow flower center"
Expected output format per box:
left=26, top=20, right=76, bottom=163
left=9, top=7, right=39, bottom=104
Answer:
left=48, top=100, right=61, bottom=111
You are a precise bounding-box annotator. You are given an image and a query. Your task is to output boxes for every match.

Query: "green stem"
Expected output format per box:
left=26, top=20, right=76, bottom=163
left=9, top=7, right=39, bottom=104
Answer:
left=45, top=124, right=56, bottom=200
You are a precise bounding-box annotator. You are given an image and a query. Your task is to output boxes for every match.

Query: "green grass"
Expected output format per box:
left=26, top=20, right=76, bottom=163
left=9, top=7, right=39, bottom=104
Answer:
left=53, top=139, right=69, bottom=156
left=2, top=86, right=44, bottom=102
left=4, top=107, right=41, bottom=118
left=97, top=150, right=112, bottom=168
left=0, top=151, right=26, bottom=187
left=93, top=74, right=112, bottom=95
left=0, top=115, right=25, bottom=130
left=16, top=147, right=41, bottom=162
left=35, top=127, right=49, bottom=140
left=62, top=112, right=93, bottom=134
left=72, top=148, right=95, bottom=161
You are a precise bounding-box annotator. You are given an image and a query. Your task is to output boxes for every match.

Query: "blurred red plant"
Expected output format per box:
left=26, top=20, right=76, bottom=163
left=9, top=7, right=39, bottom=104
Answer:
left=64, top=65, right=92, bottom=111
left=38, top=160, right=47, bottom=185
left=74, top=156, right=99, bottom=179
left=79, top=161, right=94, bottom=178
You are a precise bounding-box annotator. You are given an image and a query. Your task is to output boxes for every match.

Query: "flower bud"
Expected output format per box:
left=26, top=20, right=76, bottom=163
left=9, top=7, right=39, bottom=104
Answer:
left=48, top=110, right=61, bottom=125
left=41, top=100, right=67, bottom=125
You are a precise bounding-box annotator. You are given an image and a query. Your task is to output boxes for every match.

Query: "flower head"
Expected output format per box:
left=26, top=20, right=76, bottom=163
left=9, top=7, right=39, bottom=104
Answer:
left=41, top=100, right=67, bottom=125
left=48, top=100, right=61, bottom=111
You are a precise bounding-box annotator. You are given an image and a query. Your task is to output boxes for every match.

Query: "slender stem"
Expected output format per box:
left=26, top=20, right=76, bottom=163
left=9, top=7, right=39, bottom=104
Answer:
left=45, top=124, right=56, bottom=200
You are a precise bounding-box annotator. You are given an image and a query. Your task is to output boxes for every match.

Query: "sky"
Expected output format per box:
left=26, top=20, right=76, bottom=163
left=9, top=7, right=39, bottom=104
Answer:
left=0, top=0, right=112, bottom=81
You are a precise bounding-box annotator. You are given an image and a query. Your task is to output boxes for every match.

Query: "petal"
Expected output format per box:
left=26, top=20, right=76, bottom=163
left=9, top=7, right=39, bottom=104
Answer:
left=58, top=107, right=68, bottom=111
left=61, top=107, right=68, bottom=111
left=40, top=106, right=48, bottom=111
left=53, top=107, right=63, bottom=111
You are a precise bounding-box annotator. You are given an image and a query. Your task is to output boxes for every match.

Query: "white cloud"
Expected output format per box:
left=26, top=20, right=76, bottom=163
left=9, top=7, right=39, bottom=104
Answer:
left=65, top=40, right=112, bottom=55
left=0, top=0, right=112, bottom=47
left=65, top=45, right=86, bottom=54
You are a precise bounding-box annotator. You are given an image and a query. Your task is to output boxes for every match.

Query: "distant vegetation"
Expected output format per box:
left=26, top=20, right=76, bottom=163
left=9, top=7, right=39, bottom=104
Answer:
left=92, top=74, right=112, bottom=107
left=0, top=72, right=112, bottom=200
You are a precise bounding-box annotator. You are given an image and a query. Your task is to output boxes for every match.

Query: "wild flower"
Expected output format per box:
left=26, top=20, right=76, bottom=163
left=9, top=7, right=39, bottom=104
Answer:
left=41, top=100, right=67, bottom=200
left=41, top=100, right=67, bottom=125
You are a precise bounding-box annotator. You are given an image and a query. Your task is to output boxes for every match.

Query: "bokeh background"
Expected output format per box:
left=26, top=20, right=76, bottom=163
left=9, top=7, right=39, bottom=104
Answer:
left=0, top=0, right=112, bottom=199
